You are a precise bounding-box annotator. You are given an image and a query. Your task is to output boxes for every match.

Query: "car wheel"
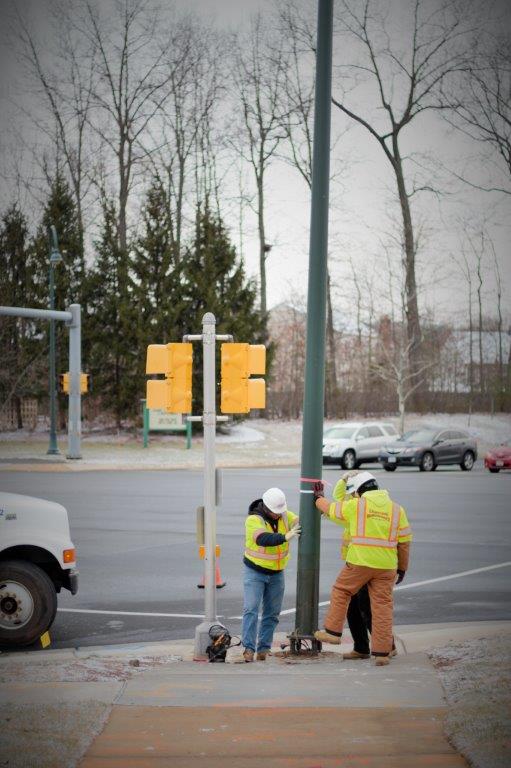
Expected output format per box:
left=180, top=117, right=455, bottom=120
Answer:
left=488, top=467, right=500, bottom=473
left=419, top=452, right=435, bottom=472
left=460, top=451, right=475, bottom=471
left=0, top=560, right=57, bottom=648
left=342, top=450, right=357, bottom=470
left=383, top=464, right=397, bottom=472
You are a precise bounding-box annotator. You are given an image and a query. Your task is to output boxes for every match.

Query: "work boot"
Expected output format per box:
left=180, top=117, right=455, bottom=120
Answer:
left=390, top=647, right=398, bottom=657
left=374, top=655, right=391, bottom=666
left=314, top=629, right=341, bottom=645
left=256, top=651, right=270, bottom=661
left=342, top=650, right=370, bottom=660
left=243, top=649, right=254, bottom=663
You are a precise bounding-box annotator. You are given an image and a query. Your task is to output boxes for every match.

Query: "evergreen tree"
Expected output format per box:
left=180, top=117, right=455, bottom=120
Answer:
left=87, top=197, right=138, bottom=427
left=0, top=205, right=46, bottom=426
left=182, top=206, right=266, bottom=415
left=132, top=179, right=185, bottom=382
left=30, top=173, right=85, bottom=427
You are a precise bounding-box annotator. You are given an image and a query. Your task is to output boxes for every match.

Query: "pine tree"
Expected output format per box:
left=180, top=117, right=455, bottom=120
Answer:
left=87, top=197, right=139, bottom=427
left=30, top=173, right=85, bottom=427
left=132, top=179, right=185, bottom=381
left=182, top=206, right=266, bottom=415
left=0, top=205, right=46, bottom=426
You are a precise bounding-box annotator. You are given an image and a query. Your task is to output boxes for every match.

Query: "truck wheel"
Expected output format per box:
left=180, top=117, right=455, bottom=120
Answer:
left=0, top=560, right=57, bottom=648
left=341, top=450, right=356, bottom=470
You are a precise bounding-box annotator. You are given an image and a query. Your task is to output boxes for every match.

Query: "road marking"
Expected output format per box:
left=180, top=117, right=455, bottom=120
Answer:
left=57, top=561, right=511, bottom=622
left=230, top=561, right=511, bottom=619
left=57, top=608, right=207, bottom=619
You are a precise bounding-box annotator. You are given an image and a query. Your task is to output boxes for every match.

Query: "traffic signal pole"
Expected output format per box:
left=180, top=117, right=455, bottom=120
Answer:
left=0, top=304, right=82, bottom=459
left=291, top=0, right=333, bottom=653
left=186, top=313, right=232, bottom=659
left=146, top=314, right=265, bottom=659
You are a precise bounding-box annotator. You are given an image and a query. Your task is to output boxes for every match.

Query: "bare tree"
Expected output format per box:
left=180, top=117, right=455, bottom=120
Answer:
left=11, top=1, right=96, bottom=267
left=372, top=315, right=433, bottom=433
left=446, top=36, right=511, bottom=194
left=83, top=0, right=172, bottom=253
left=332, top=0, right=473, bottom=388
left=234, top=14, right=289, bottom=318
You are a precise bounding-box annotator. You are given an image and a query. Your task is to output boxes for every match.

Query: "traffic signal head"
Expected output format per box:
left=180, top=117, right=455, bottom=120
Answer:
left=146, top=342, right=193, bottom=413
left=220, top=343, right=266, bottom=414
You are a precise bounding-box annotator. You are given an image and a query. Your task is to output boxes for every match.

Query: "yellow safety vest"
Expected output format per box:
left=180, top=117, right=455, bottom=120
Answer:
left=328, top=488, right=412, bottom=569
left=244, top=510, right=298, bottom=571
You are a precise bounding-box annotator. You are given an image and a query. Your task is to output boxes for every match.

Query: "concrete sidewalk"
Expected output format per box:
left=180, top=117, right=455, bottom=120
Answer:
left=0, top=622, right=511, bottom=768
left=1, top=622, right=510, bottom=768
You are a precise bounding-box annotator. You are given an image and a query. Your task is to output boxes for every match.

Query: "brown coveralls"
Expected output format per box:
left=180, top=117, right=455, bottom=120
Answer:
left=316, top=494, right=411, bottom=656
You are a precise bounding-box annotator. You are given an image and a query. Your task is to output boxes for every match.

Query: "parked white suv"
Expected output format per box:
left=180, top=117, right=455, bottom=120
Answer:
left=0, top=492, right=78, bottom=648
left=322, top=421, right=399, bottom=469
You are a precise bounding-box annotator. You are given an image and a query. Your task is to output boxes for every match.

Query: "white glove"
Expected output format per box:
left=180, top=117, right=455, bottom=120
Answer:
left=285, top=524, right=301, bottom=541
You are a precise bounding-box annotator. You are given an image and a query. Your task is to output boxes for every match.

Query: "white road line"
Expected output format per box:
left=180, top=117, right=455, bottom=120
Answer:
left=57, top=561, right=511, bottom=621
left=230, top=560, right=511, bottom=619
left=57, top=608, right=206, bottom=619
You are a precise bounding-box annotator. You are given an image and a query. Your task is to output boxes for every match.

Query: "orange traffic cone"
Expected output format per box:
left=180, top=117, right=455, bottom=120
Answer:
left=197, top=545, right=226, bottom=589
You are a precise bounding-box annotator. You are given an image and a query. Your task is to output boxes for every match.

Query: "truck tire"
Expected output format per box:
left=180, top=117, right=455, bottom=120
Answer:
left=383, top=464, right=397, bottom=471
left=0, top=560, right=57, bottom=648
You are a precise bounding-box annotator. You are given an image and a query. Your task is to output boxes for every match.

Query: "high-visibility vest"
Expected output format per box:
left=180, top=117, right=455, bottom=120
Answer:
left=244, top=510, right=298, bottom=571
left=329, top=490, right=412, bottom=569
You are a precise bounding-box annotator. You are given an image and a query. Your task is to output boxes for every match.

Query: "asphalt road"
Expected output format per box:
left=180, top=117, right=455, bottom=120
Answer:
left=1, top=465, right=510, bottom=650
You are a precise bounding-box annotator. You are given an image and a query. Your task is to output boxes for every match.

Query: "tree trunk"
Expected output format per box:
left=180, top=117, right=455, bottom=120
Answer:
left=257, top=173, right=267, bottom=318
left=325, top=269, right=337, bottom=417
left=392, top=141, right=422, bottom=391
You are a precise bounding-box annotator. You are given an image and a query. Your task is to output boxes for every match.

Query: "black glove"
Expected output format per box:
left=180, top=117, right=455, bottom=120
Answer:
left=313, top=481, right=325, bottom=501
left=396, top=570, right=405, bottom=585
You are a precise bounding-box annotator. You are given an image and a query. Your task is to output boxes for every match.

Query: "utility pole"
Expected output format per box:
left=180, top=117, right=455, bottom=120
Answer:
left=291, top=0, right=333, bottom=653
left=47, top=225, right=63, bottom=455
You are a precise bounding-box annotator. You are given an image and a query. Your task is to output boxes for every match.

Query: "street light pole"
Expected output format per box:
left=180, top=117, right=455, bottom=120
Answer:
left=47, top=225, right=63, bottom=456
left=292, top=0, right=333, bottom=652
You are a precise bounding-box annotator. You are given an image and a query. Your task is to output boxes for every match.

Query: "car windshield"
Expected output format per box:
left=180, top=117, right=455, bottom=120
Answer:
left=324, top=427, right=356, bottom=440
left=398, top=429, right=437, bottom=443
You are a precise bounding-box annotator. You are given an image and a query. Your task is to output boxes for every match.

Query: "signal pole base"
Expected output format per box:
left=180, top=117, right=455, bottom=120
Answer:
left=288, top=631, right=322, bottom=655
left=193, top=620, right=227, bottom=661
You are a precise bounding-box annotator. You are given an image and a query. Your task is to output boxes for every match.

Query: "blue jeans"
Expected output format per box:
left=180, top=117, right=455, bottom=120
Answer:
left=242, top=564, right=286, bottom=653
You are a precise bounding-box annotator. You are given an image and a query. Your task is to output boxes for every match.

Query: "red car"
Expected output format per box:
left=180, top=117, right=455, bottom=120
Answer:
left=484, top=439, right=511, bottom=473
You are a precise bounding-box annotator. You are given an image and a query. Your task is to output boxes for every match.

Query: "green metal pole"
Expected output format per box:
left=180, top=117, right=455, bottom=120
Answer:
left=47, top=227, right=62, bottom=455
left=142, top=399, right=149, bottom=447
left=186, top=418, right=192, bottom=450
left=293, top=0, right=333, bottom=650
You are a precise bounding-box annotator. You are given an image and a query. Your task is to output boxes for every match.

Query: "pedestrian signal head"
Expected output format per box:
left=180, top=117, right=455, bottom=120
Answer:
left=346, top=471, right=378, bottom=496
left=262, top=487, right=287, bottom=515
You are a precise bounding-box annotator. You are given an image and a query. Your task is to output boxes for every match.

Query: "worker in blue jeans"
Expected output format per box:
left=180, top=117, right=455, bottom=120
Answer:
left=242, top=488, right=301, bottom=662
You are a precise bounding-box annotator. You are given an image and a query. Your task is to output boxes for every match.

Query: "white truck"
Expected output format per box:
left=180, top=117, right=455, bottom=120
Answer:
left=0, top=491, right=78, bottom=648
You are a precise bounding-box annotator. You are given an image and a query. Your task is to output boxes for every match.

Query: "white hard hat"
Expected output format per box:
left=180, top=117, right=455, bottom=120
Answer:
left=262, top=487, right=287, bottom=515
left=346, top=471, right=377, bottom=495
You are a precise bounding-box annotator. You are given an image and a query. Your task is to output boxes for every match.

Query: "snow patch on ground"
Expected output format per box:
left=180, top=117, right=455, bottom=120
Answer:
left=429, top=635, right=511, bottom=768
left=0, top=414, right=510, bottom=469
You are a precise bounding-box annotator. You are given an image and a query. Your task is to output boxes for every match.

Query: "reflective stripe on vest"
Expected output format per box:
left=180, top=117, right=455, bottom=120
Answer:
left=334, top=502, right=343, bottom=520
left=398, top=526, right=412, bottom=537
left=352, top=498, right=401, bottom=547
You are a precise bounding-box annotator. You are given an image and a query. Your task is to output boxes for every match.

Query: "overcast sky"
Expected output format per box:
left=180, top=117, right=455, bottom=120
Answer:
left=1, top=0, right=510, bottom=328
